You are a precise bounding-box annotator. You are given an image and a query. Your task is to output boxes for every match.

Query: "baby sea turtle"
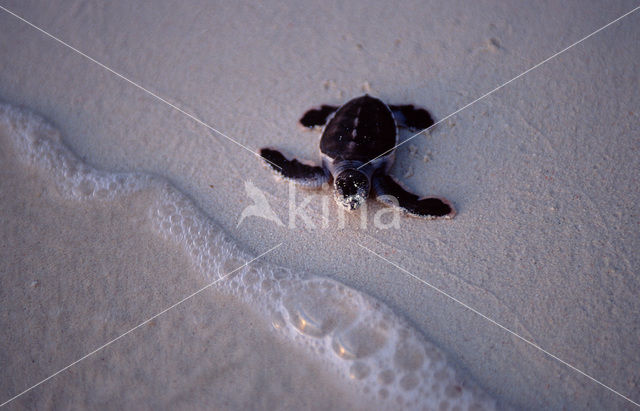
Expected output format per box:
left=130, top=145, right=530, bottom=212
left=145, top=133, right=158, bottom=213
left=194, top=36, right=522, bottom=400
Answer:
left=260, top=95, right=455, bottom=219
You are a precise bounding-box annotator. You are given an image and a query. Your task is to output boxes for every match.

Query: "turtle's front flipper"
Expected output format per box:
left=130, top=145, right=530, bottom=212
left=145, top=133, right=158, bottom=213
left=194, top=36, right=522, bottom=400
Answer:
left=260, top=148, right=329, bottom=188
left=389, top=105, right=434, bottom=130
left=372, top=173, right=455, bottom=219
left=299, top=105, right=338, bottom=128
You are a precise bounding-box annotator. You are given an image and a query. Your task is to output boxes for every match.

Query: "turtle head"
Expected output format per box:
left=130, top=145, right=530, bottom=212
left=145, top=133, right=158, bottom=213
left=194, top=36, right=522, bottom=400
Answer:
left=333, top=169, right=370, bottom=210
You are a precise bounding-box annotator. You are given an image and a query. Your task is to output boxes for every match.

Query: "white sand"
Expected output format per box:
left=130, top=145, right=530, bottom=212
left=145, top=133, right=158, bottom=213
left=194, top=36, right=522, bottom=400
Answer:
left=1, top=0, right=639, bottom=409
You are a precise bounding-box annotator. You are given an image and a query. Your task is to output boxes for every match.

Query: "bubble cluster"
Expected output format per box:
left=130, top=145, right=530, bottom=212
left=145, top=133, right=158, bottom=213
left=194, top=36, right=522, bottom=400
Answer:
left=1, top=103, right=496, bottom=410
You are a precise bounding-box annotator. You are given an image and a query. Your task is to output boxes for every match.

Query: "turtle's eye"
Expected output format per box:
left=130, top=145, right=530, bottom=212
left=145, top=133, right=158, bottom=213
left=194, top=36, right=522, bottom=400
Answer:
left=334, top=169, right=370, bottom=210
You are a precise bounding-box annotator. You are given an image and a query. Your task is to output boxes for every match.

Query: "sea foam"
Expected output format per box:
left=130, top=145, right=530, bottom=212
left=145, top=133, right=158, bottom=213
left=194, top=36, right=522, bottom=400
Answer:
left=0, top=103, right=496, bottom=410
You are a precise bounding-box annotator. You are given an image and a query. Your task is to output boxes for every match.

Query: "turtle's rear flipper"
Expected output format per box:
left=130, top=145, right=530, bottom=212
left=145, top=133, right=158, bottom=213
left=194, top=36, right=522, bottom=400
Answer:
left=260, top=148, right=329, bottom=188
left=389, top=105, right=434, bottom=130
left=299, top=105, right=338, bottom=128
left=372, top=173, right=455, bottom=219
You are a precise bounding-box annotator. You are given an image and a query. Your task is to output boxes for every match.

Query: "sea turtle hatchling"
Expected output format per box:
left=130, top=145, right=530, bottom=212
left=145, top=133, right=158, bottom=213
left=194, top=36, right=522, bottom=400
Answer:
left=260, top=95, right=455, bottom=219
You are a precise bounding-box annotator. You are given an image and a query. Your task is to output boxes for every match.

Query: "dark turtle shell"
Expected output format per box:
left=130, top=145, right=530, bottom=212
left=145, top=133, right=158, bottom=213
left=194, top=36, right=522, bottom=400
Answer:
left=320, top=95, right=396, bottom=163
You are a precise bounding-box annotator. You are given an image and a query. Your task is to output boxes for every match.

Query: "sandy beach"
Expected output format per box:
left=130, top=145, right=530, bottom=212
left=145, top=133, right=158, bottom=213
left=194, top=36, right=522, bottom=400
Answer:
left=1, top=0, right=639, bottom=409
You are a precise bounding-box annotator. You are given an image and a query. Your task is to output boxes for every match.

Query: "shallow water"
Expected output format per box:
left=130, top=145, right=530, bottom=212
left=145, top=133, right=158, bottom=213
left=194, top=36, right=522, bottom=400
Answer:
left=0, top=103, right=495, bottom=409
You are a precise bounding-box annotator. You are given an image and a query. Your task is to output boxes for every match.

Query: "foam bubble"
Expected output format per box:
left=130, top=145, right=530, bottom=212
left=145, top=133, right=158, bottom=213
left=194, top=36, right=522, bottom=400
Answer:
left=0, top=103, right=496, bottom=410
